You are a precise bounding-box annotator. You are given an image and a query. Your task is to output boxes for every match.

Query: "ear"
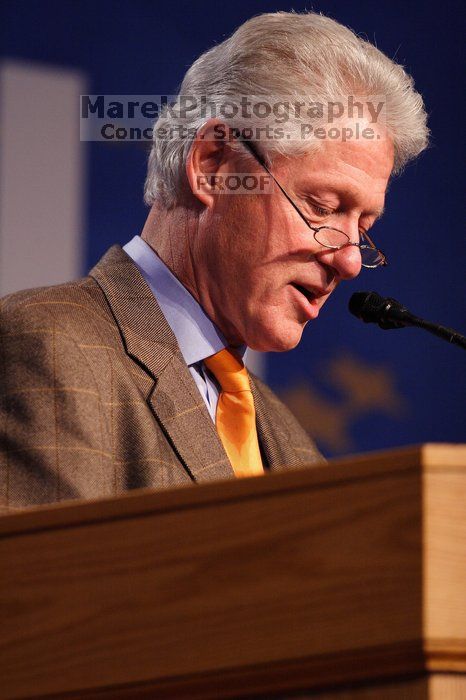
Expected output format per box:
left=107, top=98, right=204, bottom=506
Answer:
left=185, top=119, right=237, bottom=208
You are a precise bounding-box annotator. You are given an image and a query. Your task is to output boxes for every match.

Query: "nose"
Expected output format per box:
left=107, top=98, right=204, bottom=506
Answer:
left=317, top=243, right=362, bottom=280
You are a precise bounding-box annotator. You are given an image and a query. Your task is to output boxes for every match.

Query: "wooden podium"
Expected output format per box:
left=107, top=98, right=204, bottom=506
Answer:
left=1, top=444, right=465, bottom=699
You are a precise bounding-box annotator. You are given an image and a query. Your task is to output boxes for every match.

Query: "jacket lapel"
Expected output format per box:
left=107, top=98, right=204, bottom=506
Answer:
left=149, top=355, right=234, bottom=482
left=89, top=245, right=234, bottom=483
left=250, top=375, right=301, bottom=474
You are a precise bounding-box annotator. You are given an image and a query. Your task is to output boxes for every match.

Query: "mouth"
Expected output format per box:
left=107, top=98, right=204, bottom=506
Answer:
left=292, top=283, right=317, bottom=304
left=291, top=282, right=328, bottom=304
left=290, top=282, right=331, bottom=321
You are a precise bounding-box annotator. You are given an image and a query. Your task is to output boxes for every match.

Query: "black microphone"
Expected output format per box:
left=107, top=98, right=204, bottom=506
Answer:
left=349, top=291, right=466, bottom=350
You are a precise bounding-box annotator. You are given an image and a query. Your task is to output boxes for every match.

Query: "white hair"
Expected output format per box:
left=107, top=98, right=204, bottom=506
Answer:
left=144, top=11, right=429, bottom=208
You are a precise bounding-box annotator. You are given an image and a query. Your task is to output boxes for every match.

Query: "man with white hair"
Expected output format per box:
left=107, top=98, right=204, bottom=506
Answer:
left=0, top=12, right=428, bottom=511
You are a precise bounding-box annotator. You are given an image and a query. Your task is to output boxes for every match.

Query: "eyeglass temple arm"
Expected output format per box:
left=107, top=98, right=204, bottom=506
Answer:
left=241, top=140, right=316, bottom=231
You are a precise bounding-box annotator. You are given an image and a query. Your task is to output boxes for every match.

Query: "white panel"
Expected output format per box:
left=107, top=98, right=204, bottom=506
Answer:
left=0, top=61, right=86, bottom=296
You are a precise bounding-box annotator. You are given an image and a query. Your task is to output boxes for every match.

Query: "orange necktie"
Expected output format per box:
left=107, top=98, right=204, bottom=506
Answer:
left=204, top=348, right=264, bottom=478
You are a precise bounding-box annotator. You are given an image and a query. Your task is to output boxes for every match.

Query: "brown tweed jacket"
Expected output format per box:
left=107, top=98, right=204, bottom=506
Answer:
left=0, top=245, right=323, bottom=513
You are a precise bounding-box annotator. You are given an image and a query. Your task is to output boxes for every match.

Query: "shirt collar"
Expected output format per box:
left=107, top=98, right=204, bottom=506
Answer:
left=123, top=235, right=246, bottom=367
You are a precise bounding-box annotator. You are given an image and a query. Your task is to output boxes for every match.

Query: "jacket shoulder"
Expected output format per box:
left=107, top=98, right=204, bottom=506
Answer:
left=0, top=276, right=117, bottom=341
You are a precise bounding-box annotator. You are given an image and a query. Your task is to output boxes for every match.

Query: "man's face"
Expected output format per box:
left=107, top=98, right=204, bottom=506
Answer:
left=195, top=130, right=394, bottom=351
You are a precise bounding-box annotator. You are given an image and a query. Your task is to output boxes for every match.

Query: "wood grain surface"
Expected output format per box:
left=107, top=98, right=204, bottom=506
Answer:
left=0, top=444, right=464, bottom=699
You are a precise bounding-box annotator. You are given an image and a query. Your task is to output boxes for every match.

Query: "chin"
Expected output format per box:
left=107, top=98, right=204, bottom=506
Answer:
left=245, top=318, right=306, bottom=352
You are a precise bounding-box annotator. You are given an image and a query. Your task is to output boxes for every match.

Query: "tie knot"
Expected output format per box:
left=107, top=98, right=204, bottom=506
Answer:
left=204, top=348, right=251, bottom=393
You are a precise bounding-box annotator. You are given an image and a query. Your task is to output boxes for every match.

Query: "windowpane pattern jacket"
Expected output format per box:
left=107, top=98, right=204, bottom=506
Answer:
left=0, top=246, right=323, bottom=513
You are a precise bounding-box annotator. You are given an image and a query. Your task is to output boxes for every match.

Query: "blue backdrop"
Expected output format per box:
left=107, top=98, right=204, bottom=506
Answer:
left=2, top=0, right=465, bottom=456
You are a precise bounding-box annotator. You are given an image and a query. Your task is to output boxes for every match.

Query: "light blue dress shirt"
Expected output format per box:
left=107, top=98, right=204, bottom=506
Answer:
left=123, top=235, right=245, bottom=422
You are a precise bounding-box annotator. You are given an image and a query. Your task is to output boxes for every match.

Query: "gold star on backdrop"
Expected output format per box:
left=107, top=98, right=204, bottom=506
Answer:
left=280, top=352, right=408, bottom=453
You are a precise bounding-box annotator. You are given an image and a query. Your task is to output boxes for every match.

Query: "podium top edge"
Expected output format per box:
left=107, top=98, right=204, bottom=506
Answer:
left=1, top=443, right=465, bottom=537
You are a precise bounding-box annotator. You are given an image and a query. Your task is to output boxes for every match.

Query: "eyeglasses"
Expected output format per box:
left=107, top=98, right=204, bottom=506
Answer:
left=241, top=140, right=387, bottom=269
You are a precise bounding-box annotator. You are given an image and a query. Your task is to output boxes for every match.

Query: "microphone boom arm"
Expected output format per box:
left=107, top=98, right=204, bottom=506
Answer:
left=349, top=291, right=466, bottom=351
